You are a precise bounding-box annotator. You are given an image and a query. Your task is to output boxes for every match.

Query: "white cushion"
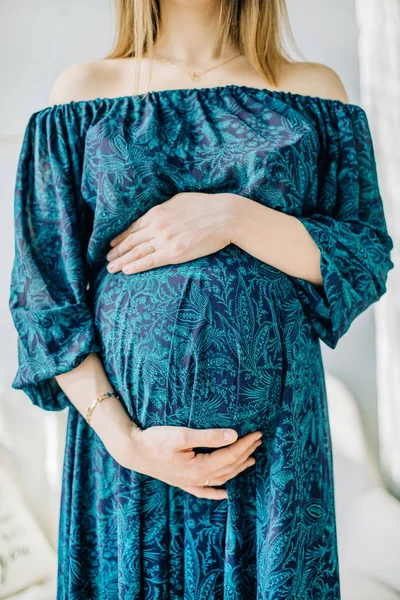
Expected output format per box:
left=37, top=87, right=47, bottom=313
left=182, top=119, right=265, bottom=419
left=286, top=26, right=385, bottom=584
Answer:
left=340, top=570, right=400, bottom=600
left=0, top=466, right=57, bottom=598
left=0, top=384, right=67, bottom=548
left=326, top=372, right=400, bottom=597
left=4, top=578, right=56, bottom=600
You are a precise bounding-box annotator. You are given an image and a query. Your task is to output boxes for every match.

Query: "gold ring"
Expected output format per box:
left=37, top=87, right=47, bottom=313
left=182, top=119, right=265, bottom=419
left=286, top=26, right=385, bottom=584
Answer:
left=203, top=479, right=210, bottom=487
left=147, top=240, right=155, bottom=253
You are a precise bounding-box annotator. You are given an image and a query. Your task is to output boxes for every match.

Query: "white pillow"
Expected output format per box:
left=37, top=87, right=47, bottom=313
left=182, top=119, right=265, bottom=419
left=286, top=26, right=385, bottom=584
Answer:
left=0, top=466, right=57, bottom=598
left=326, top=372, right=400, bottom=595
left=5, top=578, right=56, bottom=600
left=340, top=570, right=400, bottom=600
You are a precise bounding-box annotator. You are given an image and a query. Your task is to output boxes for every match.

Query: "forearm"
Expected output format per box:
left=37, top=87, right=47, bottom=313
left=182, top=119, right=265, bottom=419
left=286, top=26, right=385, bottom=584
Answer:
left=226, top=194, right=323, bottom=286
left=55, top=352, right=136, bottom=447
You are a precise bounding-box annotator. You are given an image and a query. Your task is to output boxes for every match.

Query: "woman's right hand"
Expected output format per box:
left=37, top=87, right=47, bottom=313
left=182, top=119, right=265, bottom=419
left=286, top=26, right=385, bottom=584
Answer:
left=108, top=423, right=263, bottom=500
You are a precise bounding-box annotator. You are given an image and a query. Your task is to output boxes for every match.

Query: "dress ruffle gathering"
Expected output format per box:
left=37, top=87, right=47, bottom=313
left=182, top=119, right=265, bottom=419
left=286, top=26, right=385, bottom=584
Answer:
left=9, top=84, right=394, bottom=599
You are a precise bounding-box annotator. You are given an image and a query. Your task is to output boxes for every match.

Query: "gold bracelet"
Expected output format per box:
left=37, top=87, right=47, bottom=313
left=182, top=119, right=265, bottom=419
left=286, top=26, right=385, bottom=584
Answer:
left=85, top=391, right=120, bottom=427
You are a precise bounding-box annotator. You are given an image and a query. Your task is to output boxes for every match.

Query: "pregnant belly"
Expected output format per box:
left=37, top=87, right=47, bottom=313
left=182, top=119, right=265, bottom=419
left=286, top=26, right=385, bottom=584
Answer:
left=92, top=245, right=288, bottom=436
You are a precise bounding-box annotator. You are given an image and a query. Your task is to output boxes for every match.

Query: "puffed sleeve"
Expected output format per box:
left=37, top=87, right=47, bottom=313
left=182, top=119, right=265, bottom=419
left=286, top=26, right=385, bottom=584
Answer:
left=287, top=101, right=394, bottom=349
left=9, top=105, right=101, bottom=410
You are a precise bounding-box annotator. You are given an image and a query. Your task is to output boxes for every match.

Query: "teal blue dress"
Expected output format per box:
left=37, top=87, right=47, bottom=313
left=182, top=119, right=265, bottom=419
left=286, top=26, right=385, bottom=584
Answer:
left=9, top=85, right=394, bottom=599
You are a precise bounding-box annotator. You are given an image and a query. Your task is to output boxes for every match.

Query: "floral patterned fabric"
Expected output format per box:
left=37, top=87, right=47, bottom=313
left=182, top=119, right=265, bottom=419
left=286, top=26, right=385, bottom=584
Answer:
left=9, top=85, right=394, bottom=599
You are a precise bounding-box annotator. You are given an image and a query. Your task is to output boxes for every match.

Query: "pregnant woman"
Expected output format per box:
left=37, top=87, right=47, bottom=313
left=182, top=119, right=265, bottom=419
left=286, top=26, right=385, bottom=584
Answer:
left=9, top=0, right=394, bottom=598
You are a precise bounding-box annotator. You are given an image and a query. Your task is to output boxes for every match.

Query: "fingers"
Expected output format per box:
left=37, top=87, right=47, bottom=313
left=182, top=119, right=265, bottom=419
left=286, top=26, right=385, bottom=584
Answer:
left=109, top=204, right=163, bottom=249
left=208, top=455, right=256, bottom=487
left=109, top=216, right=145, bottom=248
left=190, top=430, right=262, bottom=477
left=206, top=437, right=262, bottom=480
left=107, top=229, right=148, bottom=263
left=180, top=485, right=228, bottom=500
left=178, top=431, right=262, bottom=489
left=178, top=444, right=261, bottom=499
left=176, top=427, right=240, bottom=449
left=137, top=425, right=263, bottom=501
left=120, top=249, right=171, bottom=274
left=107, top=241, right=157, bottom=273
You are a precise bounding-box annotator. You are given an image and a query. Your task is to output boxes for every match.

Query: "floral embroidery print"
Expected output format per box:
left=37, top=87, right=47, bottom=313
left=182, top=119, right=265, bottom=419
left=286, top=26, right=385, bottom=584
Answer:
left=9, top=85, right=394, bottom=599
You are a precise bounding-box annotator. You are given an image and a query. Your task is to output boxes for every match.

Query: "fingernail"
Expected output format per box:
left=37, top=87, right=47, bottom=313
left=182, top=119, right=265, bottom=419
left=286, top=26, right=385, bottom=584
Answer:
left=107, top=262, right=116, bottom=272
left=223, top=430, right=237, bottom=441
left=107, top=251, right=116, bottom=261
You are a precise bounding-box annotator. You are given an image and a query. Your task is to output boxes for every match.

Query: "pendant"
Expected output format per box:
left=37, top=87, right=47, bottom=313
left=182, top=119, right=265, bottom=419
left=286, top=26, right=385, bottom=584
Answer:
left=191, top=72, right=199, bottom=80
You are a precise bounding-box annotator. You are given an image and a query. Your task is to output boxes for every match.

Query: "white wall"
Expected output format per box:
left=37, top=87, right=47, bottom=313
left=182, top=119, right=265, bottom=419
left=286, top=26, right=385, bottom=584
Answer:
left=0, top=0, right=380, bottom=474
left=286, top=0, right=361, bottom=101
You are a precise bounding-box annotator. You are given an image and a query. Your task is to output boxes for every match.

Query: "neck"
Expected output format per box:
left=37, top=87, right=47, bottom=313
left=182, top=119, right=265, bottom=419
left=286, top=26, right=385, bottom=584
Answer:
left=154, top=0, right=239, bottom=65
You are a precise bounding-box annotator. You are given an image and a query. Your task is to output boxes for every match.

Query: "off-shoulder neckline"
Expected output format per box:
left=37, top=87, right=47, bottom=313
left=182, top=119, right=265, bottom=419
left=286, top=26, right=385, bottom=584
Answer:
left=45, top=83, right=365, bottom=113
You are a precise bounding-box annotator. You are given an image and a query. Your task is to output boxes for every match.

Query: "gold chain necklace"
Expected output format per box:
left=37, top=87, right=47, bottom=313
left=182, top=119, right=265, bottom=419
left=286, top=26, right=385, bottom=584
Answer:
left=153, top=51, right=243, bottom=81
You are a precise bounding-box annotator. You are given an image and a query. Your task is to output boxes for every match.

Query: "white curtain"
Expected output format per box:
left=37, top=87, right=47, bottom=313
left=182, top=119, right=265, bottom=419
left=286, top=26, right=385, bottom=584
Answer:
left=356, top=0, right=400, bottom=498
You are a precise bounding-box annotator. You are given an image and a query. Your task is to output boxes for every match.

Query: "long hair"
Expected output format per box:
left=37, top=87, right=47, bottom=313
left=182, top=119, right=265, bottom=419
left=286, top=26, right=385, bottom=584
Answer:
left=106, top=0, right=299, bottom=95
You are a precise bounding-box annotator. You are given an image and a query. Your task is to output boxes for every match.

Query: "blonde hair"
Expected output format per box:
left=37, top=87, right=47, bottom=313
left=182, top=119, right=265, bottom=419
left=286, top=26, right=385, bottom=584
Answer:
left=106, top=0, right=298, bottom=95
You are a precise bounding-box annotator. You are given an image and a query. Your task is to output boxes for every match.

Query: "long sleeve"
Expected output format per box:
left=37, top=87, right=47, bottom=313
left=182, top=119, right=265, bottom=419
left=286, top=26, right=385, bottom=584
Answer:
left=287, top=101, right=394, bottom=349
left=9, top=105, right=101, bottom=410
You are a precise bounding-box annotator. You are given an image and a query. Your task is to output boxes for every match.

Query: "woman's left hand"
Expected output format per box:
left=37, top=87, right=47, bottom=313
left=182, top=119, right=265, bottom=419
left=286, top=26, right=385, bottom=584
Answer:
left=106, top=192, right=239, bottom=274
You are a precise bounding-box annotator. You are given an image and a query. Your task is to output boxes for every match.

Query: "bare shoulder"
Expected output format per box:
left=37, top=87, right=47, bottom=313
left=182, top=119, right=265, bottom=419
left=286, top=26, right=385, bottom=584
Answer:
left=279, top=61, right=350, bottom=103
left=48, top=59, right=127, bottom=106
